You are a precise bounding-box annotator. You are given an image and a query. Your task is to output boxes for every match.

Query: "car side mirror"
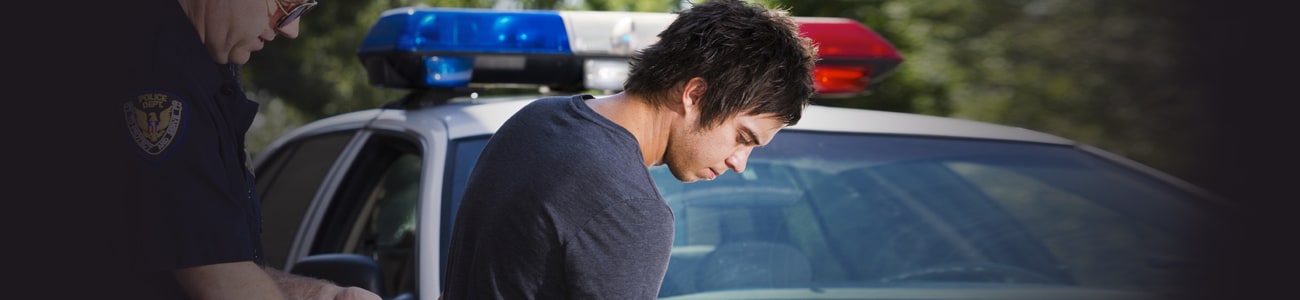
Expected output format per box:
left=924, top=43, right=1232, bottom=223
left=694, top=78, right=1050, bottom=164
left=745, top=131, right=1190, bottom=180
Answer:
left=289, top=253, right=385, bottom=296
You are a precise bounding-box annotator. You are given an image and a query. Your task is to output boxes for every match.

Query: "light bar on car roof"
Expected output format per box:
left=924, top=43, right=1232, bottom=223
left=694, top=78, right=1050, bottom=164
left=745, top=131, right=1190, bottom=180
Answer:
left=359, top=7, right=674, bottom=91
left=358, top=7, right=903, bottom=96
left=359, top=7, right=581, bottom=90
left=359, top=8, right=571, bottom=54
left=794, top=17, right=904, bottom=96
left=558, top=11, right=675, bottom=91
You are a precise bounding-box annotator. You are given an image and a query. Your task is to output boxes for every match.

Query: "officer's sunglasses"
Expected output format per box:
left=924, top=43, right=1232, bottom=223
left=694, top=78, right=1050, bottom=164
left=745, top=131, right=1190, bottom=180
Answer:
left=273, top=0, right=318, bottom=29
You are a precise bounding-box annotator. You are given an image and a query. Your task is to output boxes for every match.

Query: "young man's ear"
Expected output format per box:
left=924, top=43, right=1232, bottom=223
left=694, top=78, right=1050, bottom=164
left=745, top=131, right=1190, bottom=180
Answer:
left=676, top=77, right=708, bottom=114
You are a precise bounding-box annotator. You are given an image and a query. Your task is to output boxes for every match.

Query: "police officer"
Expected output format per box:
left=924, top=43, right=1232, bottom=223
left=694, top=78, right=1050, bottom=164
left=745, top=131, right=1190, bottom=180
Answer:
left=118, top=0, right=380, bottom=299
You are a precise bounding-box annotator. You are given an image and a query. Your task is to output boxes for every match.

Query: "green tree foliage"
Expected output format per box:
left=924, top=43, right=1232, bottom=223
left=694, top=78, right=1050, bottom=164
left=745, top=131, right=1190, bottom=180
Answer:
left=761, top=0, right=1211, bottom=186
left=581, top=0, right=680, bottom=11
left=242, top=0, right=495, bottom=154
left=246, top=0, right=494, bottom=117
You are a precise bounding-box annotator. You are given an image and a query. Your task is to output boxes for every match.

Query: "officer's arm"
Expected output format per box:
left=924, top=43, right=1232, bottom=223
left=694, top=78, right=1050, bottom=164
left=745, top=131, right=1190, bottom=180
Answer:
left=264, top=267, right=381, bottom=300
left=174, top=261, right=286, bottom=300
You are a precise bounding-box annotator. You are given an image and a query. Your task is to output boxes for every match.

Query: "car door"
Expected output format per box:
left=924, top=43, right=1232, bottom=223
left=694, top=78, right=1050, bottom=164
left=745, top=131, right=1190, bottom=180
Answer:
left=255, top=122, right=431, bottom=298
left=304, top=131, right=425, bottom=298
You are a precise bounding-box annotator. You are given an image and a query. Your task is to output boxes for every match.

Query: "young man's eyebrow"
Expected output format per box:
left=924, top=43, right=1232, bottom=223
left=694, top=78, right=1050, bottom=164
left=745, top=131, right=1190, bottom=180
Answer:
left=740, top=126, right=766, bottom=147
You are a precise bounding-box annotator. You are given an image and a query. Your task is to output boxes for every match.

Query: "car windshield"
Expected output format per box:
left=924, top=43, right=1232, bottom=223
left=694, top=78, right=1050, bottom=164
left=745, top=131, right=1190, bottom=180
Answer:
left=648, top=131, right=1216, bottom=299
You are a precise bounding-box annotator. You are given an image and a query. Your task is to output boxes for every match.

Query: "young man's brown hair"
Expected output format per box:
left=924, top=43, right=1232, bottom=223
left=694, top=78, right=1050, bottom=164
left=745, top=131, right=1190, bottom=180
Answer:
left=624, top=0, right=819, bottom=129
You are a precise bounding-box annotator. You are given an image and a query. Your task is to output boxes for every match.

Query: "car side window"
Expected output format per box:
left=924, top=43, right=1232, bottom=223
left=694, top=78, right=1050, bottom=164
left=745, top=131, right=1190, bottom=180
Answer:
left=356, top=153, right=421, bottom=296
left=311, top=132, right=423, bottom=298
left=255, top=131, right=356, bottom=269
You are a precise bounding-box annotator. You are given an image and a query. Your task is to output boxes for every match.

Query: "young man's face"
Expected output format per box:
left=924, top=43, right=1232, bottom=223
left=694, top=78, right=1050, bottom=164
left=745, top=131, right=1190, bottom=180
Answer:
left=660, top=112, right=784, bottom=183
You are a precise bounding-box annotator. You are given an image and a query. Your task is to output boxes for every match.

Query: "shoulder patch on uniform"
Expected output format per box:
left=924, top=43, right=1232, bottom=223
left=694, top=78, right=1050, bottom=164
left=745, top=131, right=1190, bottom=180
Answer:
left=124, top=90, right=187, bottom=161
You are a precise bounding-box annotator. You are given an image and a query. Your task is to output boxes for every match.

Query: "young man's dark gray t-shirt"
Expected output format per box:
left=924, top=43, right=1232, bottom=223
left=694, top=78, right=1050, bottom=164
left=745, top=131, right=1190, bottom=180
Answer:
left=443, top=95, right=675, bottom=299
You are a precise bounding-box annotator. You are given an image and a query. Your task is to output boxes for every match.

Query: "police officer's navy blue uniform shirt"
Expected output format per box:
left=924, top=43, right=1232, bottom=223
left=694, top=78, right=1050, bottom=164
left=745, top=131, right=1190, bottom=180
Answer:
left=120, top=0, right=264, bottom=297
left=443, top=95, right=676, bottom=299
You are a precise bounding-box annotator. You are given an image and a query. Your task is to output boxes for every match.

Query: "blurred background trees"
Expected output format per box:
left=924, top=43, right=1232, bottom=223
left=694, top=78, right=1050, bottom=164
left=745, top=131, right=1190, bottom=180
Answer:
left=243, top=0, right=1214, bottom=191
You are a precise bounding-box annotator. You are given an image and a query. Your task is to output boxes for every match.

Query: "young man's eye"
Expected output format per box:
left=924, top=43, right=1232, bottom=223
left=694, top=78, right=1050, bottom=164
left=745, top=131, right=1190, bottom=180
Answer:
left=738, top=134, right=754, bottom=145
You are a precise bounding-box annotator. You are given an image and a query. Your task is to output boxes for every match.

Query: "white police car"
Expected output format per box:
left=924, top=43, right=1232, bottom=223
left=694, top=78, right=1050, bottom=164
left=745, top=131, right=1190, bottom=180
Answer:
left=253, top=6, right=1226, bottom=300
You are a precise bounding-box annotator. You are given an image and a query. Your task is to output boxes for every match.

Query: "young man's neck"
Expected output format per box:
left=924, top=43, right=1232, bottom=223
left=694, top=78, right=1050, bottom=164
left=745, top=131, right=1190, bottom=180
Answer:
left=586, top=92, right=675, bottom=167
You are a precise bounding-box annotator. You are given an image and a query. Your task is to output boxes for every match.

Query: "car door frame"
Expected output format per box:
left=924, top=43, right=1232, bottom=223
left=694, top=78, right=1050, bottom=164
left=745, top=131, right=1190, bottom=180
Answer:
left=278, top=108, right=452, bottom=299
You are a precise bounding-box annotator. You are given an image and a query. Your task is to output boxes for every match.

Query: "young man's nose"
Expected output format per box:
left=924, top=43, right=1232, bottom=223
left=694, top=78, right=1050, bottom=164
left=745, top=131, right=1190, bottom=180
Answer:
left=725, top=147, right=752, bottom=174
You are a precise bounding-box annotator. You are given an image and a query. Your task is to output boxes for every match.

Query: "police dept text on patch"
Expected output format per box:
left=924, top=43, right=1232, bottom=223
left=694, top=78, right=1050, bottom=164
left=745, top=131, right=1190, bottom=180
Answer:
left=125, top=91, right=186, bottom=160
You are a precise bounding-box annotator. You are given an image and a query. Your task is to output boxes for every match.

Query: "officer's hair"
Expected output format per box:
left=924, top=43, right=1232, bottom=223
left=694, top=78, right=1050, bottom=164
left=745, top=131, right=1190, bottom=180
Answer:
left=624, top=0, right=817, bottom=128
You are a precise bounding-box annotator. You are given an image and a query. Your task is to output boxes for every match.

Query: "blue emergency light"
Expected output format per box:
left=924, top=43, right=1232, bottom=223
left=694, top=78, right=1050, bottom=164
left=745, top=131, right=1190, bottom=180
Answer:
left=359, top=7, right=583, bottom=91
left=359, top=8, right=571, bottom=54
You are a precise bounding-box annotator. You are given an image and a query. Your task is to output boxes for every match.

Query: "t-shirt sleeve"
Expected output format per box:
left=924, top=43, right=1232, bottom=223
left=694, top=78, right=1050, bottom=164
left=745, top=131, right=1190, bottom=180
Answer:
left=564, top=197, right=675, bottom=299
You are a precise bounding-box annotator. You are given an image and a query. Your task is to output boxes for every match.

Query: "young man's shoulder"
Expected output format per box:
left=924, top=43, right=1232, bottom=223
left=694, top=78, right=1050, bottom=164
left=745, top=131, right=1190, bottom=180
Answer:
left=515, top=94, right=589, bottom=113
left=486, top=94, right=653, bottom=188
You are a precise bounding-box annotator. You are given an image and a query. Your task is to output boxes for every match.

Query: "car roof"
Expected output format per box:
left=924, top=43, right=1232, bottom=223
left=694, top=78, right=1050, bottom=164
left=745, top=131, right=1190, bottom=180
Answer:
left=265, top=94, right=1073, bottom=150
left=404, top=95, right=1074, bottom=145
left=789, top=104, right=1073, bottom=144
left=256, top=95, right=1074, bottom=175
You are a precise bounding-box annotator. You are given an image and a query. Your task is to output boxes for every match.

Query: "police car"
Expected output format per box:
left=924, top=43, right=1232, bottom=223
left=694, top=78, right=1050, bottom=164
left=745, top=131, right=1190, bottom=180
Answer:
left=252, top=6, right=1225, bottom=300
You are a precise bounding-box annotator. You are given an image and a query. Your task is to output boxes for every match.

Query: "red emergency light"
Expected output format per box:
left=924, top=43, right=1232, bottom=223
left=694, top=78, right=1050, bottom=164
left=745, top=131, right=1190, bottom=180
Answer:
left=795, top=17, right=903, bottom=96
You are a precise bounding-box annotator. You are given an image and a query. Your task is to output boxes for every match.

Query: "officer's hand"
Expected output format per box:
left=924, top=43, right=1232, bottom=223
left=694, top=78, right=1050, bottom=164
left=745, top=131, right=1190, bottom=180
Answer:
left=332, top=286, right=381, bottom=300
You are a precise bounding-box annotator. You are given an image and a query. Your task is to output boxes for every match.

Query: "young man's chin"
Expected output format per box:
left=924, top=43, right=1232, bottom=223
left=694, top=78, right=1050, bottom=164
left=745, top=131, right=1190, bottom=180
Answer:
left=667, top=169, right=696, bottom=183
left=673, top=172, right=715, bottom=183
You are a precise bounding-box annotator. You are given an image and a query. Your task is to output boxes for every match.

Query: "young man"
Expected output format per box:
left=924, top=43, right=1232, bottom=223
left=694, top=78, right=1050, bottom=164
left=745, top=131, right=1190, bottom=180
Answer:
left=441, top=0, right=818, bottom=299
left=118, top=0, right=380, bottom=299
